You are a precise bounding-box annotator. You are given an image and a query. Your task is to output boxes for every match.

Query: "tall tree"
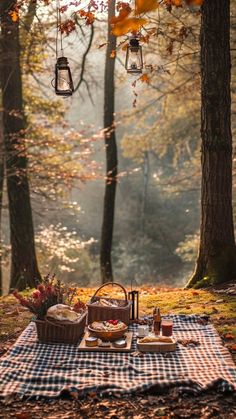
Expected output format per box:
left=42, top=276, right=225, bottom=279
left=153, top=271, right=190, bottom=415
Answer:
left=0, top=107, right=4, bottom=295
left=187, top=0, right=236, bottom=288
left=0, top=0, right=41, bottom=290
left=100, top=0, right=118, bottom=283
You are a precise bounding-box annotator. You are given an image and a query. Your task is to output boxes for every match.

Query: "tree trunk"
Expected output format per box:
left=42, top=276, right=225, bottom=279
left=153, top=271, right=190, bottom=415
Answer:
left=141, top=151, right=150, bottom=235
left=0, top=109, right=4, bottom=295
left=100, top=0, right=117, bottom=283
left=0, top=0, right=41, bottom=291
left=187, top=0, right=236, bottom=288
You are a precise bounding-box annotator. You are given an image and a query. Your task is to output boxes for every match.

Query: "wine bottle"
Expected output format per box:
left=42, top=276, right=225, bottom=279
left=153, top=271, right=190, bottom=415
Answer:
left=153, top=307, right=161, bottom=335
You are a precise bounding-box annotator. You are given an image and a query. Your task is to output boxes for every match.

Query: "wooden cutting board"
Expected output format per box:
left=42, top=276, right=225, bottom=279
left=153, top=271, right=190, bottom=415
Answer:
left=78, top=331, right=133, bottom=353
left=137, top=338, right=177, bottom=353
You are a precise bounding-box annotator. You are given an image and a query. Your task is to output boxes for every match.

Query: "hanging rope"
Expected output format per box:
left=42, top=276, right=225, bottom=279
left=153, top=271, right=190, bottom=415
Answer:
left=56, top=0, right=64, bottom=59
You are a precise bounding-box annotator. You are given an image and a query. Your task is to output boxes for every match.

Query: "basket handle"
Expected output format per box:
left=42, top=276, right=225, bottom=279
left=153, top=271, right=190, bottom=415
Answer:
left=92, top=282, right=128, bottom=302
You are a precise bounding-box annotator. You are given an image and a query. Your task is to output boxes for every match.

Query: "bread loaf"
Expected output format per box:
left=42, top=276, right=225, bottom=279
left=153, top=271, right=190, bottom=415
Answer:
left=139, top=335, right=173, bottom=344
left=47, top=304, right=79, bottom=322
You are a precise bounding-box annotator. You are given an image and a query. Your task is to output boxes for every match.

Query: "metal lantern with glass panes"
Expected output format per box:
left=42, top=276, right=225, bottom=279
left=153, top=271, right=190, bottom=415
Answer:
left=125, top=37, right=143, bottom=74
left=55, top=56, right=74, bottom=96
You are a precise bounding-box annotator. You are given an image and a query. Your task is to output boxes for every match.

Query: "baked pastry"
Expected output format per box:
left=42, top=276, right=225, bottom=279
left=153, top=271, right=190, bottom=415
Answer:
left=47, top=304, right=80, bottom=322
left=139, top=336, right=173, bottom=344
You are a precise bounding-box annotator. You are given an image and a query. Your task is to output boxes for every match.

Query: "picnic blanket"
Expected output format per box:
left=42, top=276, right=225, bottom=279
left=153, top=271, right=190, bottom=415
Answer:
left=0, top=315, right=235, bottom=399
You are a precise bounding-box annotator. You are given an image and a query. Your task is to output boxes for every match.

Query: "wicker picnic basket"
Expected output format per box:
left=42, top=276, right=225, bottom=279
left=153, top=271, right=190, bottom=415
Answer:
left=35, top=311, right=87, bottom=344
left=87, top=282, right=132, bottom=325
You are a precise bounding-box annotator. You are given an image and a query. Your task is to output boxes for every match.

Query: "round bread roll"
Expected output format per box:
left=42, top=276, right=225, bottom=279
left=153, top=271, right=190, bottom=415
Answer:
left=47, top=304, right=79, bottom=322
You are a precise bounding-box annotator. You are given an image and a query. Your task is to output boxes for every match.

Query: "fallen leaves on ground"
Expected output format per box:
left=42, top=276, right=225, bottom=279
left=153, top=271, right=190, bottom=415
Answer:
left=15, top=413, right=31, bottom=419
left=0, top=390, right=235, bottom=419
left=224, top=333, right=234, bottom=340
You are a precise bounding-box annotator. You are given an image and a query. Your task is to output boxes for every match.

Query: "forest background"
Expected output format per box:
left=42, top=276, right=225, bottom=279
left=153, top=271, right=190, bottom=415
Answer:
left=0, top=0, right=235, bottom=294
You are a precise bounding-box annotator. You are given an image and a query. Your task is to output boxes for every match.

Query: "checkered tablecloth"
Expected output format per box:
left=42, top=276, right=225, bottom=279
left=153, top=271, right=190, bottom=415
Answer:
left=0, top=315, right=235, bottom=399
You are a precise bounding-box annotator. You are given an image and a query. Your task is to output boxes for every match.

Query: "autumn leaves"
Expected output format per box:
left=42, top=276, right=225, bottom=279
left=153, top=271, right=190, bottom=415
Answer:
left=9, top=1, right=204, bottom=38
left=110, top=1, right=204, bottom=37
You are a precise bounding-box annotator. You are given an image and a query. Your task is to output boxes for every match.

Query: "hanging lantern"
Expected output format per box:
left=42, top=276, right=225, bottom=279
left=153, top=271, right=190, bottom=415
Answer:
left=55, top=56, right=74, bottom=96
left=125, top=37, right=143, bottom=74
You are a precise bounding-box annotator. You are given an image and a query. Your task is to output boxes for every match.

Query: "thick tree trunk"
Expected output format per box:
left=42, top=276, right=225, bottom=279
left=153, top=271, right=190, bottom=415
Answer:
left=187, top=0, right=236, bottom=288
left=100, top=0, right=117, bottom=283
left=0, top=109, right=4, bottom=295
left=0, top=1, right=41, bottom=291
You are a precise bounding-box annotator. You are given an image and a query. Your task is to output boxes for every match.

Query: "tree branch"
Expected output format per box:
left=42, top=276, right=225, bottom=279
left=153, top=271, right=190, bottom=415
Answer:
left=74, top=24, right=94, bottom=93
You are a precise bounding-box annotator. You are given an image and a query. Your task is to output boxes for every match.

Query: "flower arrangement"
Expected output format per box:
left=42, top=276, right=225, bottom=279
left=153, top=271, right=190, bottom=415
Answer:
left=13, top=275, right=86, bottom=320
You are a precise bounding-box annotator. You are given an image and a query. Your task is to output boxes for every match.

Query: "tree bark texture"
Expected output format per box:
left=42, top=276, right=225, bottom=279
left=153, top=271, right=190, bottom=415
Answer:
left=0, top=109, right=4, bottom=295
left=141, top=151, right=150, bottom=235
left=0, top=0, right=41, bottom=290
left=187, top=0, right=236, bottom=287
left=100, top=0, right=117, bottom=283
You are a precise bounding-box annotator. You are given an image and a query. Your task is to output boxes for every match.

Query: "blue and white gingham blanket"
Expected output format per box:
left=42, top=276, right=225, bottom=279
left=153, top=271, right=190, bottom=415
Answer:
left=0, top=315, right=235, bottom=398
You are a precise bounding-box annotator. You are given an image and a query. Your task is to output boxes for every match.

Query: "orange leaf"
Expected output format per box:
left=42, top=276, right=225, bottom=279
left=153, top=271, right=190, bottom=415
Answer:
left=140, top=74, right=150, bottom=84
left=121, top=43, right=128, bottom=51
left=230, top=344, right=236, bottom=351
left=225, top=333, right=234, bottom=340
left=140, top=35, right=150, bottom=43
left=110, top=4, right=132, bottom=24
left=111, top=17, right=147, bottom=36
left=110, top=49, right=116, bottom=58
left=192, top=291, right=199, bottom=296
left=135, top=0, right=159, bottom=15
left=164, top=0, right=183, bottom=6
left=185, top=0, right=204, bottom=5
left=79, top=10, right=95, bottom=25
left=9, top=10, right=19, bottom=22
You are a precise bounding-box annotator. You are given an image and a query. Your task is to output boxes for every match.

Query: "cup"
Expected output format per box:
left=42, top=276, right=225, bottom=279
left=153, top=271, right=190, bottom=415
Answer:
left=137, top=325, right=149, bottom=338
left=161, top=319, right=173, bottom=337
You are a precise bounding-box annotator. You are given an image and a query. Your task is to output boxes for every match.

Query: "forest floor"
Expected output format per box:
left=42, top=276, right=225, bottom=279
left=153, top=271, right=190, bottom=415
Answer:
left=0, top=284, right=235, bottom=418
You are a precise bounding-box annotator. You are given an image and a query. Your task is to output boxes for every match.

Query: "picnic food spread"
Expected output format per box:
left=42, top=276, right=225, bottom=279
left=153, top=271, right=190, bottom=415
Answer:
left=13, top=279, right=176, bottom=352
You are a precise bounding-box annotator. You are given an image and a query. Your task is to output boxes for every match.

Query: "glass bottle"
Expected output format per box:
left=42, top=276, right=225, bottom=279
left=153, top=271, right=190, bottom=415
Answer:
left=153, top=307, right=161, bottom=335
